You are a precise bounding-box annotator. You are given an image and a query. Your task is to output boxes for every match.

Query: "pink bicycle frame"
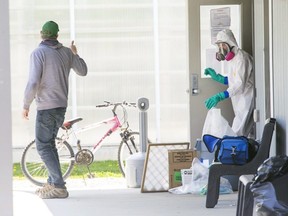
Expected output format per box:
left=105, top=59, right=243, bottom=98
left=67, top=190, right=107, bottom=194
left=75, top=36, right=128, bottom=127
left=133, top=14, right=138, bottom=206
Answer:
left=72, top=115, right=122, bottom=154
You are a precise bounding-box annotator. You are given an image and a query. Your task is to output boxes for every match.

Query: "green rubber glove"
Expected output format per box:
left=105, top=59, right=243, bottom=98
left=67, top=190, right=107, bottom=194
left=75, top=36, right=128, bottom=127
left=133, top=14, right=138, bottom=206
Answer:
left=204, top=68, right=228, bottom=84
left=205, top=91, right=229, bottom=109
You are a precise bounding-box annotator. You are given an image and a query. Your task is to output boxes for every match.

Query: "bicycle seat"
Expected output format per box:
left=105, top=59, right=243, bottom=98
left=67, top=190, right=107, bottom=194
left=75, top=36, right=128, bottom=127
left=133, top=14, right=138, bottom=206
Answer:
left=61, top=117, right=83, bottom=130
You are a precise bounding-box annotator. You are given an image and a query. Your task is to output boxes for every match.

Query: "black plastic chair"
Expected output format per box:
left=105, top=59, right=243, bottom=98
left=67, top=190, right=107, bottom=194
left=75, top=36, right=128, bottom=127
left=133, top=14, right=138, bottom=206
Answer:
left=205, top=118, right=276, bottom=208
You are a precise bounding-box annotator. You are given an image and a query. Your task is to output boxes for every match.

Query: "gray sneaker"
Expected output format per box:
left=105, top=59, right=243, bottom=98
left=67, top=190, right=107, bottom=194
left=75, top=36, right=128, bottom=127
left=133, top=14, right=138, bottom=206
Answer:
left=37, top=184, right=69, bottom=199
left=35, top=183, right=51, bottom=195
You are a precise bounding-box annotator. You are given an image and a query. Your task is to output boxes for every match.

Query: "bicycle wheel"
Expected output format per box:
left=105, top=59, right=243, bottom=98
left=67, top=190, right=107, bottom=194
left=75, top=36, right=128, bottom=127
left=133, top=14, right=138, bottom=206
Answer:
left=118, top=131, right=150, bottom=177
left=21, top=138, right=75, bottom=186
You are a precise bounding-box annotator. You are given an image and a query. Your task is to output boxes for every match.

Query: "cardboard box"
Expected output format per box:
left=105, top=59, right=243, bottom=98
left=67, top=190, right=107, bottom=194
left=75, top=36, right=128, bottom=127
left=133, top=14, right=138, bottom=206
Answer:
left=168, top=149, right=198, bottom=189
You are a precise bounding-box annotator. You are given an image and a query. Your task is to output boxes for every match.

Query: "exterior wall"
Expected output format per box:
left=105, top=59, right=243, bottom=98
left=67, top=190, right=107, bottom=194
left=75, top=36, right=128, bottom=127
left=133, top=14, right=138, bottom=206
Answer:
left=271, top=0, right=288, bottom=155
left=253, top=0, right=266, bottom=137
left=10, top=0, right=189, bottom=162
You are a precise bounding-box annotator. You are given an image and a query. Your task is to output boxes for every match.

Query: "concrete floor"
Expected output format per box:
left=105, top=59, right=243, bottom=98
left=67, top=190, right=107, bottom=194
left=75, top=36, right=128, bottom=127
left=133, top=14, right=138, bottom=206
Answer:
left=13, top=178, right=239, bottom=216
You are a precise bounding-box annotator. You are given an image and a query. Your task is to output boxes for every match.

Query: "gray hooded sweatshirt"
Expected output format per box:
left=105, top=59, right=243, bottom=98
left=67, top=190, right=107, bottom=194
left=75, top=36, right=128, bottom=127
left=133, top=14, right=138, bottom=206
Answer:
left=23, top=40, right=87, bottom=110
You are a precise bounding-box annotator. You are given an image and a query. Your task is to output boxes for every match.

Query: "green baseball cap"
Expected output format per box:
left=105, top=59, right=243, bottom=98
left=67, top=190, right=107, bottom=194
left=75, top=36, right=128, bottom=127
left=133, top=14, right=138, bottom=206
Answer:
left=41, top=21, right=59, bottom=38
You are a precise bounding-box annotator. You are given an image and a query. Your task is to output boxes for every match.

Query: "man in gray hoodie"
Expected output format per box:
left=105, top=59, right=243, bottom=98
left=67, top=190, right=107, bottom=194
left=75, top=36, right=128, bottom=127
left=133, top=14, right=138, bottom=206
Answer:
left=22, top=21, right=87, bottom=199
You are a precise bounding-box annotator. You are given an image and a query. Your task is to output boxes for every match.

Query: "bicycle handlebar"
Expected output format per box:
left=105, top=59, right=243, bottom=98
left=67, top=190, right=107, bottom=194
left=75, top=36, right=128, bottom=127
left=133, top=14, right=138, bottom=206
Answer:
left=95, top=101, right=135, bottom=126
left=95, top=101, right=136, bottom=108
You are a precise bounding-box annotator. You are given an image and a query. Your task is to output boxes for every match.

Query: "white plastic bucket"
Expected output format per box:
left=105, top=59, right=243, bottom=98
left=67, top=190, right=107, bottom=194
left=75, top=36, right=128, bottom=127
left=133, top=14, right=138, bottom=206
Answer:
left=125, top=152, right=145, bottom=188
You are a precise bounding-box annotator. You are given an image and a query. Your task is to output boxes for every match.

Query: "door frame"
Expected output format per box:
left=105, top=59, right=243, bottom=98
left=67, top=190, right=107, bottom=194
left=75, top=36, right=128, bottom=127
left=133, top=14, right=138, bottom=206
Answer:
left=187, top=0, right=253, bottom=145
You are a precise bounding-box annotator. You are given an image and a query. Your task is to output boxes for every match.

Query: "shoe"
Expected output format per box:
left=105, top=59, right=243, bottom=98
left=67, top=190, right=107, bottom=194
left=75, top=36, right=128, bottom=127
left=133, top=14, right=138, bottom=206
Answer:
left=37, top=184, right=69, bottom=199
left=35, top=183, right=51, bottom=195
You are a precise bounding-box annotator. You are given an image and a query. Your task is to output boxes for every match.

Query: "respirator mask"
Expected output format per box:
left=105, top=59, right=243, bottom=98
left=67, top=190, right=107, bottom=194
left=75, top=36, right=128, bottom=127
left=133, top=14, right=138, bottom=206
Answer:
left=216, top=42, right=235, bottom=61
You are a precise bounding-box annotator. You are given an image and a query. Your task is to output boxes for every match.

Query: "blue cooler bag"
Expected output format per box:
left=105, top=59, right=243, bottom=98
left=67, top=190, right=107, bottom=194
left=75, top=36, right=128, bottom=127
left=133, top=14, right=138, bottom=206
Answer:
left=203, top=135, right=250, bottom=165
left=218, top=136, right=249, bottom=165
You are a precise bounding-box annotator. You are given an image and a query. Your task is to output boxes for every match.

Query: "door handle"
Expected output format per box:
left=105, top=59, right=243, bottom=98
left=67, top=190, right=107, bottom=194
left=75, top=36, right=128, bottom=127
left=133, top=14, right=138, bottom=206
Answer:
left=191, top=74, right=199, bottom=95
left=192, top=89, right=199, bottom=94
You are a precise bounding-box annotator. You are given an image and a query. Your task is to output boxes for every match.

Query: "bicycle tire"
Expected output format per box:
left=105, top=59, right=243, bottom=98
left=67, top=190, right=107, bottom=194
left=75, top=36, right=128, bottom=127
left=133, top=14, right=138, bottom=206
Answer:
left=20, top=138, right=75, bottom=186
left=118, top=132, right=150, bottom=177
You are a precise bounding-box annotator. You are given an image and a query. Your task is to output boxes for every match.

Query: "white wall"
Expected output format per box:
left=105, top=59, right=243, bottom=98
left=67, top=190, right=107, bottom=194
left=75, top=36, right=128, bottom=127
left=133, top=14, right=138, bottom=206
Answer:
left=10, top=1, right=189, bottom=161
left=271, top=0, right=288, bottom=155
left=253, top=0, right=266, bottom=134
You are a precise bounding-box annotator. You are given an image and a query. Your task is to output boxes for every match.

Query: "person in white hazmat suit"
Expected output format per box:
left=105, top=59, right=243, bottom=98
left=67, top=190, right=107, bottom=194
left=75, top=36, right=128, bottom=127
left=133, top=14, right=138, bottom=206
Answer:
left=204, top=29, right=255, bottom=137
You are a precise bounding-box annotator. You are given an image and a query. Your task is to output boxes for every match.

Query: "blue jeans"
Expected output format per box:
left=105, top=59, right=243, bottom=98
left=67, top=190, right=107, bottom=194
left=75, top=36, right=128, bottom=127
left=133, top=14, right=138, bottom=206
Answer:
left=35, top=107, right=66, bottom=188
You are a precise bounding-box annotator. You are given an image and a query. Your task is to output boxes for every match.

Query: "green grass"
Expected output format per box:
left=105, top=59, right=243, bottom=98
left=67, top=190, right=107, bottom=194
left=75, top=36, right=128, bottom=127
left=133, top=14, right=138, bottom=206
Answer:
left=13, top=160, right=123, bottom=179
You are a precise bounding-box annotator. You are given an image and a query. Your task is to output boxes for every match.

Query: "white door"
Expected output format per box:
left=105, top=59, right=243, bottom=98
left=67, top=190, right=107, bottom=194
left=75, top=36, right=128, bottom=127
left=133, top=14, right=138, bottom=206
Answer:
left=187, top=0, right=253, bottom=145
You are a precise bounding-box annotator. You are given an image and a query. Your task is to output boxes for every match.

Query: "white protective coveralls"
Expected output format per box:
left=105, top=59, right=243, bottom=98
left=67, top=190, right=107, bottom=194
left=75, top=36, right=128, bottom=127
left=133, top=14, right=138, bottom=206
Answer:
left=216, top=29, right=255, bottom=136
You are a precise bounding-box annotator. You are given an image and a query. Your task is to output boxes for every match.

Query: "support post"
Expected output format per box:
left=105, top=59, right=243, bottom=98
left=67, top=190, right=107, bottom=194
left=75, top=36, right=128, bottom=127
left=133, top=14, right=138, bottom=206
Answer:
left=0, top=0, right=13, bottom=215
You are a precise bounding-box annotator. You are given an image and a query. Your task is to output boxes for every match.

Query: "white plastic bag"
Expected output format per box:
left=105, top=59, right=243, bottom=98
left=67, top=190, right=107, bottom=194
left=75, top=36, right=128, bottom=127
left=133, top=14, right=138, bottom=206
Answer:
left=202, top=108, right=236, bottom=137
left=190, top=157, right=209, bottom=193
left=168, top=157, right=233, bottom=195
left=168, top=158, right=208, bottom=194
left=200, top=176, right=233, bottom=195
